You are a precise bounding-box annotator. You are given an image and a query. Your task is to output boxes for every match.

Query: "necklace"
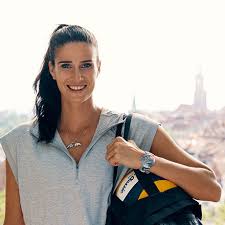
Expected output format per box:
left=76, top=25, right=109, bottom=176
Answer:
left=66, top=141, right=82, bottom=149
left=64, top=126, right=89, bottom=150
left=61, top=107, right=103, bottom=150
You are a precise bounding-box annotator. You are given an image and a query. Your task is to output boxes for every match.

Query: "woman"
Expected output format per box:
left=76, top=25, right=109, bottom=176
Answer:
left=0, top=24, right=221, bottom=225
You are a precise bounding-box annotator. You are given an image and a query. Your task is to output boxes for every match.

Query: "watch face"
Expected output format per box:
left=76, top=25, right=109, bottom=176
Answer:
left=142, top=153, right=154, bottom=168
left=144, top=161, right=153, bottom=167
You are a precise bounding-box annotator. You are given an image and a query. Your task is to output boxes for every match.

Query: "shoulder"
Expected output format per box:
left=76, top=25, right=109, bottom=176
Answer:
left=0, top=119, right=35, bottom=144
left=102, top=107, right=124, bottom=117
left=130, top=112, right=161, bottom=130
left=100, top=108, right=125, bottom=128
left=0, top=120, right=35, bottom=185
left=127, top=112, right=161, bottom=151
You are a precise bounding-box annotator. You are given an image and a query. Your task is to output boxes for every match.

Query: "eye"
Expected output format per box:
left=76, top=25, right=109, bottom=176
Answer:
left=61, top=63, right=72, bottom=69
left=80, top=63, right=93, bottom=69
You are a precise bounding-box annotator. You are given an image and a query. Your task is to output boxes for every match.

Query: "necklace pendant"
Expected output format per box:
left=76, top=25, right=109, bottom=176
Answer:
left=66, top=142, right=82, bottom=150
left=73, top=142, right=82, bottom=148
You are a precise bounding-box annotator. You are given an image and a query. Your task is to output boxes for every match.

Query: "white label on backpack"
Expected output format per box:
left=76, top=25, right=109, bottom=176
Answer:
left=115, top=170, right=139, bottom=201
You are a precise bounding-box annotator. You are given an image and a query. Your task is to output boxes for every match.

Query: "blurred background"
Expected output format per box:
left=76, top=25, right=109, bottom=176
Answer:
left=0, top=0, right=224, bottom=224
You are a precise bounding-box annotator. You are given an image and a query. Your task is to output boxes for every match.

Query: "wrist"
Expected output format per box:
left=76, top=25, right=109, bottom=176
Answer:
left=139, top=151, right=156, bottom=174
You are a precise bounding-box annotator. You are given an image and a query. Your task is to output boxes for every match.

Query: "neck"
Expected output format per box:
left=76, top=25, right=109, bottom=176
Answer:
left=58, top=98, right=102, bottom=133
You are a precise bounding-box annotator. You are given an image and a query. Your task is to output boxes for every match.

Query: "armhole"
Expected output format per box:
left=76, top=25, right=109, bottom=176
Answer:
left=0, top=140, right=18, bottom=185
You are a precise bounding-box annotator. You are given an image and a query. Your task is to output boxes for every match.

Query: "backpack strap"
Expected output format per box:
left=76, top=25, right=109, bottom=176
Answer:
left=112, top=113, right=131, bottom=188
left=123, top=114, right=132, bottom=141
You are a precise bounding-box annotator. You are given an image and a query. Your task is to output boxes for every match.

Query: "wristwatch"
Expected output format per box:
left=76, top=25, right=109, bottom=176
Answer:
left=139, top=151, right=156, bottom=174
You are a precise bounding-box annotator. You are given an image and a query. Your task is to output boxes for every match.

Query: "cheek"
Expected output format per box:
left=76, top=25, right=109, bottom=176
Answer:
left=55, top=70, right=71, bottom=81
left=54, top=74, right=66, bottom=89
left=91, top=67, right=99, bottom=77
left=88, top=74, right=98, bottom=84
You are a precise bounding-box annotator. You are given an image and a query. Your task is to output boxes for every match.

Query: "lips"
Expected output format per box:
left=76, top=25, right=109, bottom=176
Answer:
left=67, top=85, right=87, bottom=91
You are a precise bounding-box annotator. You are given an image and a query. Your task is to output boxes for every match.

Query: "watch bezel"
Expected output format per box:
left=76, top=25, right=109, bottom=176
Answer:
left=139, top=151, right=155, bottom=174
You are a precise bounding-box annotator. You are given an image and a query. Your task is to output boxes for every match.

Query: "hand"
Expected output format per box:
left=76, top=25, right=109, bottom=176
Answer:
left=105, top=136, right=145, bottom=169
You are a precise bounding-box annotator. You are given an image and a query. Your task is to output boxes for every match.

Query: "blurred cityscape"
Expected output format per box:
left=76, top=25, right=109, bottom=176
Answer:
left=130, top=73, right=225, bottom=189
left=0, top=73, right=224, bottom=224
left=129, top=73, right=225, bottom=224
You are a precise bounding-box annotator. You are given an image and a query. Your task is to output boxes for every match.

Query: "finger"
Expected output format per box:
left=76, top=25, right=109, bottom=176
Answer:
left=106, top=141, right=114, bottom=154
left=106, top=137, right=121, bottom=153
left=106, top=141, right=114, bottom=150
left=107, top=153, right=119, bottom=166
left=105, top=149, right=115, bottom=161
left=128, top=139, right=137, bottom=146
left=115, top=136, right=126, bottom=142
left=107, top=137, right=118, bottom=149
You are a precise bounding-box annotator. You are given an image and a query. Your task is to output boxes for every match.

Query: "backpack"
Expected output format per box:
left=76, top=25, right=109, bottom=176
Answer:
left=105, top=113, right=202, bottom=225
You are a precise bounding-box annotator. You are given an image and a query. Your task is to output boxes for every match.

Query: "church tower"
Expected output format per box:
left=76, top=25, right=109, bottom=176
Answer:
left=131, top=96, right=137, bottom=112
left=193, top=73, right=207, bottom=113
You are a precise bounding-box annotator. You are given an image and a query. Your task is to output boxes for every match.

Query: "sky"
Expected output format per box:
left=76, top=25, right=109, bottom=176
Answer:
left=0, top=0, right=225, bottom=114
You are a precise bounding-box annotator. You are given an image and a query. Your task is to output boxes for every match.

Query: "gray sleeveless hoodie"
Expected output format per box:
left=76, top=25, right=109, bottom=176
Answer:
left=0, top=108, right=159, bottom=225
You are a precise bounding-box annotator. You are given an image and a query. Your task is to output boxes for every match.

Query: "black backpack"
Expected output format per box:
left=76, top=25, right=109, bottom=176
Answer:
left=105, top=113, right=202, bottom=225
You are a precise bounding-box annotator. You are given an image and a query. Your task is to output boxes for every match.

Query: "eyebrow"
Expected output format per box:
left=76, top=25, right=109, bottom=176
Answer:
left=57, top=60, right=93, bottom=64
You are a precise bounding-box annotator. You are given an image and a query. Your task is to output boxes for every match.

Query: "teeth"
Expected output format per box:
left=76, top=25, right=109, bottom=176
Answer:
left=68, top=85, right=86, bottom=90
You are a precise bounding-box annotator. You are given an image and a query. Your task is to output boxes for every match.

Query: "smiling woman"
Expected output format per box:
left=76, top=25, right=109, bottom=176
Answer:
left=0, top=24, right=221, bottom=225
left=33, top=24, right=101, bottom=143
left=48, top=42, right=100, bottom=105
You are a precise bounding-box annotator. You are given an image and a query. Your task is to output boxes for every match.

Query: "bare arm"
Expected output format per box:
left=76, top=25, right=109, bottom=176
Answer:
left=148, top=126, right=222, bottom=202
left=3, top=159, right=26, bottom=225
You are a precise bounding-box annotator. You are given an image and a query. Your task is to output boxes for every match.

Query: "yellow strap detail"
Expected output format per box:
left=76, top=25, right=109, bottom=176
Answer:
left=138, top=189, right=149, bottom=200
left=154, top=180, right=177, bottom=192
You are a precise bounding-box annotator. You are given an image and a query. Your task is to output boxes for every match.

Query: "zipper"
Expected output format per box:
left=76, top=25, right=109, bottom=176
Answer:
left=80, top=121, right=126, bottom=160
left=49, top=117, right=126, bottom=179
left=75, top=120, right=126, bottom=179
left=76, top=164, right=79, bottom=180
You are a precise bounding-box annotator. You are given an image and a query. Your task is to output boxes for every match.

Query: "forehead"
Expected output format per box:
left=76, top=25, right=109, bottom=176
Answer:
left=54, top=42, right=98, bottom=62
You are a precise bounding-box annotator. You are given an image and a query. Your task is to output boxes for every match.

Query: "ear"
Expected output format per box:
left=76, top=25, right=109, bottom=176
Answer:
left=97, top=60, right=101, bottom=75
left=48, top=61, right=56, bottom=80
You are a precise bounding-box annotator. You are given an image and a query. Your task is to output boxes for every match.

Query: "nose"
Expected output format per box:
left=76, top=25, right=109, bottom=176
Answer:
left=73, top=68, right=84, bottom=81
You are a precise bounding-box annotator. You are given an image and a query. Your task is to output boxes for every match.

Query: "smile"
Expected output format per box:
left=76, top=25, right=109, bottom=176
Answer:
left=67, top=85, right=87, bottom=91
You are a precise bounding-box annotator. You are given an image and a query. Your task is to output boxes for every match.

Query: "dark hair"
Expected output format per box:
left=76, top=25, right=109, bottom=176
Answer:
left=33, top=24, right=99, bottom=143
